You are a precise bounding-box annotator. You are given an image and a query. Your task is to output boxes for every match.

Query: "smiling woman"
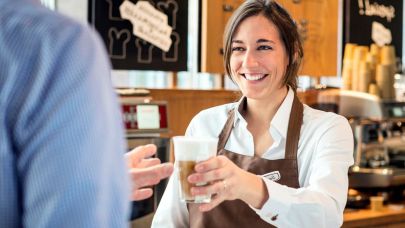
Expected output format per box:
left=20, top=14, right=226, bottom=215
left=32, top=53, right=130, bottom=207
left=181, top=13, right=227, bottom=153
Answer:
left=228, top=15, right=290, bottom=101
left=152, top=0, right=354, bottom=227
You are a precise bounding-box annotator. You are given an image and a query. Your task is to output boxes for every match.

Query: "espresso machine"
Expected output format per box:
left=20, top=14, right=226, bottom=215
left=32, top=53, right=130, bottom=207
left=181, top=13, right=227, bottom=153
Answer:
left=317, top=90, right=405, bottom=207
left=117, top=88, right=171, bottom=225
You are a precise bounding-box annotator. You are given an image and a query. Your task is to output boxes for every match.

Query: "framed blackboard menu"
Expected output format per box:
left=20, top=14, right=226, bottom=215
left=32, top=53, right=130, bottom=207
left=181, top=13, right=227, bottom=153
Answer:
left=88, top=0, right=188, bottom=71
left=343, top=0, right=403, bottom=61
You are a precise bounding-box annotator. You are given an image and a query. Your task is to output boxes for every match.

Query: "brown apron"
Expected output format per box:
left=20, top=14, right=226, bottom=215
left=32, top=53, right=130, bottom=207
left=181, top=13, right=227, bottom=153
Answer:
left=188, top=94, right=303, bottom=227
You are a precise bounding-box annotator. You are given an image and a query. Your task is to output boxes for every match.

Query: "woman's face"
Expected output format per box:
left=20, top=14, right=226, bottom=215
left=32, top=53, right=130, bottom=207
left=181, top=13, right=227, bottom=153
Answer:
left=230, top=14, right=289, bottom=100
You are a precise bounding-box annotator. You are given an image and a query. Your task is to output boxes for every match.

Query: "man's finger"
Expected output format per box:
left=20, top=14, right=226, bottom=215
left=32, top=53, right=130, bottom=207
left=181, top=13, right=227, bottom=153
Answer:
left=130, top=163, right=174, bottom=189
left=132, top=188, right=153, bottom=201
left=125, top=144, right=157, bottom=166
left=137, top=158, right=161, bottom=169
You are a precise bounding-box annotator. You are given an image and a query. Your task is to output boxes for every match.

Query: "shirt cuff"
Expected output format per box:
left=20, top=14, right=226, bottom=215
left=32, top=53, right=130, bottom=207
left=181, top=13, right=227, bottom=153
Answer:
left=250, top=176, right=293, bottom=223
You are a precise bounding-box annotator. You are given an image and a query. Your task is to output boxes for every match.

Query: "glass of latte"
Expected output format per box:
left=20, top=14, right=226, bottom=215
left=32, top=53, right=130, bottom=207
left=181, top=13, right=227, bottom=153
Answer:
left=172, top=136, right=218, bottom=203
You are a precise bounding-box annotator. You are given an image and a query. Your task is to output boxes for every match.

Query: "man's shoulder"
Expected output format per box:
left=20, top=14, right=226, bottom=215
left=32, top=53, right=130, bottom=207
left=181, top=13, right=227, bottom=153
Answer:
left=2, top=2, right=93, bottom=47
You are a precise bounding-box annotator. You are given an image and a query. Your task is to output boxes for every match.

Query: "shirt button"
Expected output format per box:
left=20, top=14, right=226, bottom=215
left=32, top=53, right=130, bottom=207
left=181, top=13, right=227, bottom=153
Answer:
left=271, top=214, right=278, bottom=221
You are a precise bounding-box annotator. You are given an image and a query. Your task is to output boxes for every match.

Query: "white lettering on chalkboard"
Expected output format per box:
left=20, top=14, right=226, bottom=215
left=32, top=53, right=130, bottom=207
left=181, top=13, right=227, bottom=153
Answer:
left=119, top=1, right=173, bottom=52
left=358, top=0, right=395, bottom=22
left=372, top=21, right=392, bottom=46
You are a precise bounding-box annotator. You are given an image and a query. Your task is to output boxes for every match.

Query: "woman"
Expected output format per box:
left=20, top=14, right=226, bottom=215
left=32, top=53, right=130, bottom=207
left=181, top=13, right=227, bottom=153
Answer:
left=152, top=0, right=353, bottom=227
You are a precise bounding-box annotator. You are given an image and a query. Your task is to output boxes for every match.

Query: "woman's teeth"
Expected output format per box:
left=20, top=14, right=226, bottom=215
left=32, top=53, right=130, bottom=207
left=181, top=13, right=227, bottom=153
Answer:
left=243, top=74, right=266, bottom=81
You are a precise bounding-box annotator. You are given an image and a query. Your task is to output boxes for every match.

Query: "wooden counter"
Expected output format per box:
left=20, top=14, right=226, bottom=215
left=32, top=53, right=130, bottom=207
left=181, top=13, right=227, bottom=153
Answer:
left=343, top=206, right=405, bottom=227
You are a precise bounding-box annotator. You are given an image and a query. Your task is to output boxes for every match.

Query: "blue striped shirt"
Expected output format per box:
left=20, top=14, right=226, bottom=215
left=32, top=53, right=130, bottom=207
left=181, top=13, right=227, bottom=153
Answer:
left=0, top=0, right=130, bottom=227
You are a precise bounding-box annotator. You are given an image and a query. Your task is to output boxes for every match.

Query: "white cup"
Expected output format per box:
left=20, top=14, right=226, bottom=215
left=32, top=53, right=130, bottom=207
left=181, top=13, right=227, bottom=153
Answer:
left=172, top=136, right=218, bottom=203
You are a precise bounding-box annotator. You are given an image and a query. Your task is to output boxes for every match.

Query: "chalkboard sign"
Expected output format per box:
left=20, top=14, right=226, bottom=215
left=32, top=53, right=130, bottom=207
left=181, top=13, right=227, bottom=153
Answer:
left=343, top=0, right=403, bottom=62
left=88, top=0, right=188, bottom=71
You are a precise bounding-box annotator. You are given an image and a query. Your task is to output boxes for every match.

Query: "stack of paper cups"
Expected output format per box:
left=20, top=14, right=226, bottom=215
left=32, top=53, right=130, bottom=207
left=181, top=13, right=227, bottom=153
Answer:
left=342, top=43, right=357, bottom=90
left=376, top=64, right=395, bottom=99
left=380, top=46, right=396, bottom=99
left=351, top=46, right=368, bottom=91
left=370, top=44, right=381, bottom=63
left=366, top=53, right=377, bottom=83
left=358, top=62, right=371, bottom=93
left=369, top=83, right=379, bottom=96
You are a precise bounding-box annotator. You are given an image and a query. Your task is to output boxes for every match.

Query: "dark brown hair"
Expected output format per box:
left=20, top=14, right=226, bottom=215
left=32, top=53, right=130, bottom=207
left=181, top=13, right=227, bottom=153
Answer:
left=223, top=0, right=303, bottom=91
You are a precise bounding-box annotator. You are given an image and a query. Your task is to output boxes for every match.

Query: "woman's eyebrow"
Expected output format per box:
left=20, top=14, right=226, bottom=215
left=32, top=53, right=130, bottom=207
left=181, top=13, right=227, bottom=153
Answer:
left=231, top=40, right=244, bottom=44
left=257, top=38, right=275, bottom=44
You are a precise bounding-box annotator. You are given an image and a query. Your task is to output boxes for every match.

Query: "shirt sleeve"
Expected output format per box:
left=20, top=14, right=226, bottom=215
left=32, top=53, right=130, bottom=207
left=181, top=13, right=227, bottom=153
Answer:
left=151, top=120, right=197, bottom=228
left=251, top=115, right=354, bottom=227
left=151, top=173, right=190, bottom=228
left=13, top=23, right=130, bottom=227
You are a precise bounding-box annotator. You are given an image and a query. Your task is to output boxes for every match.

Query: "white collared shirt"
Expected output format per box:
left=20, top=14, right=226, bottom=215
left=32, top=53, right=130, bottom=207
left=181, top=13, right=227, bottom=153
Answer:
left=152, top=89, right=354, bottom=228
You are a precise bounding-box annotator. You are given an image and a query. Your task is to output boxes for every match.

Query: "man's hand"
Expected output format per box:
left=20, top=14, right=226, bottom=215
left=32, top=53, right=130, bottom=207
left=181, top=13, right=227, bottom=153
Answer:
left=125, top=144, right=174, bottom=201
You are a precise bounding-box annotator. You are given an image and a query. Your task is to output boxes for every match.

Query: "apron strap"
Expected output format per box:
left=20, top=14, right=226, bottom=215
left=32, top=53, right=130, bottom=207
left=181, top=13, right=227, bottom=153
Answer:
left=285, top=93, right=304, bottom=159
left=217, top=109, right=235, bottom=152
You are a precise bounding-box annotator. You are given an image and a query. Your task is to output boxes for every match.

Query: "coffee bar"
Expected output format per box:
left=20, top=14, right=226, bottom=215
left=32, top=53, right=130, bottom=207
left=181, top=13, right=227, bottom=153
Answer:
left=39, top=0, right=405, bottom=227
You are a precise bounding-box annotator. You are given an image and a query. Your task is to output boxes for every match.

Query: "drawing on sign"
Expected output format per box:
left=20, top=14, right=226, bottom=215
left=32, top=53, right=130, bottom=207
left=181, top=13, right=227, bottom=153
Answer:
left=136, top=38, right=154, bottom=63
left=89, top=0, right=188, bottom=70
left=372, top=21, right=392, bottom=46
left=108, top=28, right=131, bottom=59
left=157, top=0, right=178, bottom=30
left=163, top=32, right=179, bottom=62
left=106, top=0, right=124, bottom=21
left=120, top=0, right=173, bottom=52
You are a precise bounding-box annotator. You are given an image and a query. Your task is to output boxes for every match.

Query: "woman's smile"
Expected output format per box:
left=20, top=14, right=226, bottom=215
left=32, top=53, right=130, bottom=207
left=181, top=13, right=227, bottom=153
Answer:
left=240, top=73, right=269, bottom=81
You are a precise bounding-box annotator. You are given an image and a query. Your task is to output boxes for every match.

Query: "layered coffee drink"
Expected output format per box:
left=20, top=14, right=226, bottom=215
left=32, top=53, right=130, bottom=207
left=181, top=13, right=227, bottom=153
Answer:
left=177, top=160, right=198, bottom=201
left=173, top=136, right=218, bottom=203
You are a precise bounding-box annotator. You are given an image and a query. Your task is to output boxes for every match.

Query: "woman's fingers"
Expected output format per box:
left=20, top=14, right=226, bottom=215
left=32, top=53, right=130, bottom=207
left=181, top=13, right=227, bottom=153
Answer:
left=194, top=155, right=228, bottom=172
left=188, top=167, right=229, bottom=184
left=191, top=179, right=227, bottom=196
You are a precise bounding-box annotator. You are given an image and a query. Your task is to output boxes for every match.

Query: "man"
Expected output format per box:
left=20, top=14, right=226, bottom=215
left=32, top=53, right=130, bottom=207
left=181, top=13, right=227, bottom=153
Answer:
left=0, top=0, right=172, bottom=227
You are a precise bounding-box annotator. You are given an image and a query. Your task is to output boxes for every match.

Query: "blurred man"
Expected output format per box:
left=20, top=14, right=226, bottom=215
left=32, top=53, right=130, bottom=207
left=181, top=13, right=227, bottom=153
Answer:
left=0, top=0, right=172, bottom=227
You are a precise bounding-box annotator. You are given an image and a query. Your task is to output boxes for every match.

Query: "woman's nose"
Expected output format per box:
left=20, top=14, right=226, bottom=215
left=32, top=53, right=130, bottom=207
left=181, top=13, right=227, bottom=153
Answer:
left=242, top=50, right=259, bottom=67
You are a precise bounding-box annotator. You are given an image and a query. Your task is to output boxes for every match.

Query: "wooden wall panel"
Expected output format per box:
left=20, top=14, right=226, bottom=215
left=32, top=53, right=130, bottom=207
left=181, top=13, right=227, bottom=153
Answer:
left=150, top=89, right=241, bottom=136
left=200, top=0, right=244, bottom=74
left=149, top=89, right=316, bottom=137
left=201, top=0, right=340, bottom=77
left=269, top=0, right=339, bottom=77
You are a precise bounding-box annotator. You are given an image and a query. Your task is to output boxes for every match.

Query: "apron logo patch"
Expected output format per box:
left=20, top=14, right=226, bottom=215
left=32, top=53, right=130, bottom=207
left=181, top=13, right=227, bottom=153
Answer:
left=263, top=171, right=281, bottom=182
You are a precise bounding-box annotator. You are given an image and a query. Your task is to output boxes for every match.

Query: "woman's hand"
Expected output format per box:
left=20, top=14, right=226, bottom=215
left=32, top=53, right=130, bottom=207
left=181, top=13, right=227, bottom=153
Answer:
left=125, top=144, right=174, bottom=201
left=188, top=155, right=268, bottom=212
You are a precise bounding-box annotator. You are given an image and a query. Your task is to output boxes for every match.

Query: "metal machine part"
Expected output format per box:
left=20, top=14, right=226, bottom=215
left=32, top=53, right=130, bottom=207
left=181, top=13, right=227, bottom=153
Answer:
left=317, top=90, right=405, bottom=192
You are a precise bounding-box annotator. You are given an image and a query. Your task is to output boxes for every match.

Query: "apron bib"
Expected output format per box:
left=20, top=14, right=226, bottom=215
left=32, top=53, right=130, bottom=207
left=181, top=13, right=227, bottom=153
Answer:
left=188, top=94, right=303, bottom=227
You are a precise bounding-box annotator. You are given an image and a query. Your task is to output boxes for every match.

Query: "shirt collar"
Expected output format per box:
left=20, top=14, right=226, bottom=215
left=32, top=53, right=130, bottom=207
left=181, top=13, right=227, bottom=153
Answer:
left=233, top=88, right=295, bottom=138
left=271, top=88, right=294, bottom=139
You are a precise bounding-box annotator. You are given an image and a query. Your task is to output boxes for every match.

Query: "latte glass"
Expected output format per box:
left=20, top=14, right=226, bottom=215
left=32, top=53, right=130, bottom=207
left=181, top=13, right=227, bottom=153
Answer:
left=173, top=136, right=218, bottom=203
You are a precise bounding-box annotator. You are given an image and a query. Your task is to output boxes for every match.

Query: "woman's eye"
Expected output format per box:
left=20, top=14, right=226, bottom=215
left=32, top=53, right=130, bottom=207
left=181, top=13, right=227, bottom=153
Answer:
left=231, top=47, right=245, bottom=52
left=258, top=45, right=273, bottom=50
